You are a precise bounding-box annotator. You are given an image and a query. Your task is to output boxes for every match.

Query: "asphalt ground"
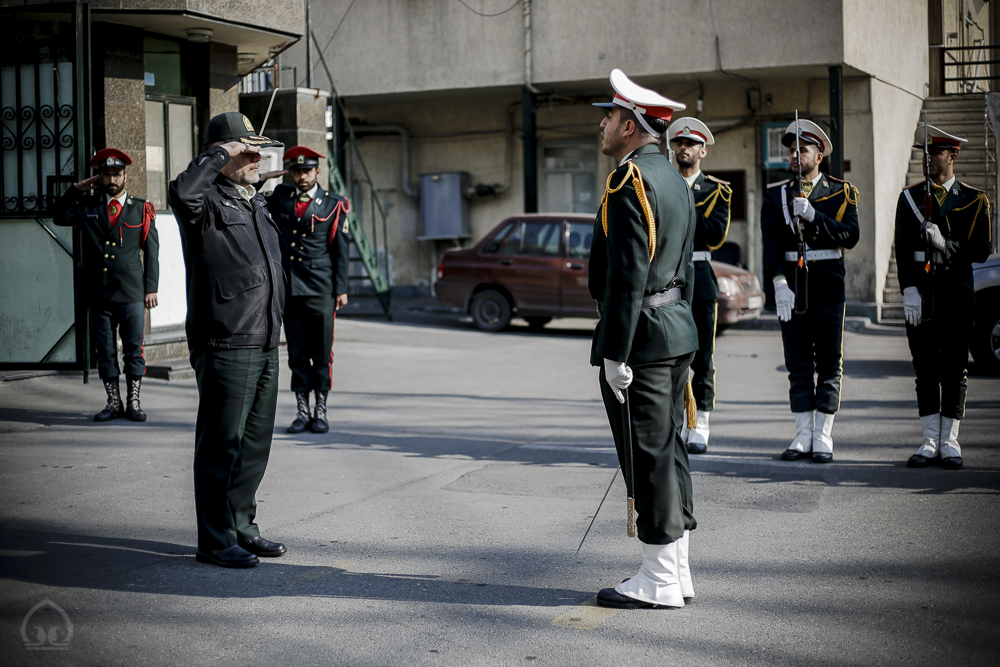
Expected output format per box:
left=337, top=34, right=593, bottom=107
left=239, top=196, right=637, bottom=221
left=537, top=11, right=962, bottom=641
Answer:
left=1, top=308, right=999, bottom=666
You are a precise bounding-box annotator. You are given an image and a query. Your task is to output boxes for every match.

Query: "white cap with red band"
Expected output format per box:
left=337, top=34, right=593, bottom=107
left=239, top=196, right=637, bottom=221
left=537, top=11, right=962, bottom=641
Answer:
left=913, top=124, right=967, bottom=151
left=667, top=117, right=715, bottom=146
left=593, top=69, right=685, bottom=138
left=781, top=118, right=833, bottom=157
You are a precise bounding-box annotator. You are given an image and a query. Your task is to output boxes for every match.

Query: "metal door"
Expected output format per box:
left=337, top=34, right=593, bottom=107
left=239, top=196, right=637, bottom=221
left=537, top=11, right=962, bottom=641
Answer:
left=0, top=2, right=90, bottom=374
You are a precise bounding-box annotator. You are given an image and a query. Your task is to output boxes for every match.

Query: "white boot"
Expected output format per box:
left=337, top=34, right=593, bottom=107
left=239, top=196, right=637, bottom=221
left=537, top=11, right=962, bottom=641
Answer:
left=680, top=420, right=691, bottom=444
left=813, top=411, right=835, bottom=455
left=939, top=417, right=963, bottom=469
left=781, top=412, right=814, bottom=459
left=615, top=541, right=685, bottom=608
left=914, top=413, right=941, bottom=458
left=677, top=530, right=694, bottom=601
left=688, top=411, right=710, bottom=446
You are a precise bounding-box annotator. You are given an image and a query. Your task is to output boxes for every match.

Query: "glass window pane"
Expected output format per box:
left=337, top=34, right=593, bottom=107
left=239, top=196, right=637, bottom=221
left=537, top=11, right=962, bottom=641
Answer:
left=144, top=100, right=165, bottom=211
left=522, top=222, right=560, bottom=256
left=497, top=223, right=522, bottom=255
left=544, top=173, right=571, bottom=213
left=572, top=172, right=596, bottom=213
left=567, top=222, right=593, bottom=259
left=167, top=103, right=194, bottom=180
left=482, top=221, right=514, bottom=254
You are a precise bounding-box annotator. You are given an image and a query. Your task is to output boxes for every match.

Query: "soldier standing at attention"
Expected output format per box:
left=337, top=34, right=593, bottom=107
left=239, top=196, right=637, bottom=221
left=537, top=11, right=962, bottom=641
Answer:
left=667, top=117, right=731, bottom=454
left=265, top=146, right=351, bottom=434
left=53, top=149, right=158, bottom=422
left=760, top=119, right=859, bottom=463
left=589, top=70, right=699, bottom=610
left=895, top=126, right=991, bottom=470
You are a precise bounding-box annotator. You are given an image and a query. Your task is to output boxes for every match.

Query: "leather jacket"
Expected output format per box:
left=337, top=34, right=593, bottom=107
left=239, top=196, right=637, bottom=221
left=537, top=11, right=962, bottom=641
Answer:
left=168, top=146, right=285, bottom=350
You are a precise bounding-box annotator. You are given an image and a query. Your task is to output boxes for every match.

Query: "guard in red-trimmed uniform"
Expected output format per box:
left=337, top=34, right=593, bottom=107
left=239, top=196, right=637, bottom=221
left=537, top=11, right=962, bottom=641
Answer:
left=53, top=148, right=159, bottom=421
left=265, top=146, right=351, bottom=434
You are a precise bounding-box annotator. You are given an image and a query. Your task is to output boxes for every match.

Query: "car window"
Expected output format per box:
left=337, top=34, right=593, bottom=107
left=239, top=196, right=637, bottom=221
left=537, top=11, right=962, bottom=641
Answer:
left=481, top=222, right=514, bottom=254
left=497, top=223, right=523, bottom=254
left=567, top=222, right=592, bottom=260
left=521, top=222, right=560, bottom=256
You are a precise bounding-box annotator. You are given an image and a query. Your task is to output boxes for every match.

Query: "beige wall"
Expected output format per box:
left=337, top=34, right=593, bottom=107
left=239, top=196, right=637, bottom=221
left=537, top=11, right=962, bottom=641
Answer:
left=843, top=0, right=927, bottom=98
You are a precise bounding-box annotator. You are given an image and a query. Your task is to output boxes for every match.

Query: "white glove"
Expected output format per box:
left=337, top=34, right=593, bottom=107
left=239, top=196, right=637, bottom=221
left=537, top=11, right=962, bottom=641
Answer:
left=792, top=197, right=816, bottom=222
left=603, top=358, right=633, bottom=404
left=773, top=277, right=796, bottom=322
left=902, top=286, right=922, bottom=326
left=924, top=223, right=946, bottom=251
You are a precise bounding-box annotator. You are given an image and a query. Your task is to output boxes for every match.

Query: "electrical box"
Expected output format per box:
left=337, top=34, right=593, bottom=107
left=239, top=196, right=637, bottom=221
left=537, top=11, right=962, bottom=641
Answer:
left=418, top=172, right=471, bottom=240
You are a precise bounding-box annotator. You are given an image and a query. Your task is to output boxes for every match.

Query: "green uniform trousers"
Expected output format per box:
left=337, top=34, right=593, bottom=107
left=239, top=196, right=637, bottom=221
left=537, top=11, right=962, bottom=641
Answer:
left=690, top=299, right=718, bottom=411
left=191, top=347, right=279, bottom=552
left=600, top=352, right=697, bottom=545
left=284, top=295, right=336, bottom=393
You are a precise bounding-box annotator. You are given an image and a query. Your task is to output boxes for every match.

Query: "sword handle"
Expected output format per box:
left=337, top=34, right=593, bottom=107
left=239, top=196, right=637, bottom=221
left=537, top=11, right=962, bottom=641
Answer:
left=627, top=497, right=636, bottom=537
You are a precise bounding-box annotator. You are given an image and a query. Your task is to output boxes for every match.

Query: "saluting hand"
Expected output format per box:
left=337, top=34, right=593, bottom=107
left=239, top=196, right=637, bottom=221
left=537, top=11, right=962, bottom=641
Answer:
left=74, top=174, right=102, bottom=191
left=218, top=141, right=260, bottom=158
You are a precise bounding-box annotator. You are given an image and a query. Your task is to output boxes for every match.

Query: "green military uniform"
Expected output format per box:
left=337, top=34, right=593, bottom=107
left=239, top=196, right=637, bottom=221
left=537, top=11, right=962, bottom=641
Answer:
left=688, top=172, right=731, bottom=412
left=589, top=144, right=699, bottom=545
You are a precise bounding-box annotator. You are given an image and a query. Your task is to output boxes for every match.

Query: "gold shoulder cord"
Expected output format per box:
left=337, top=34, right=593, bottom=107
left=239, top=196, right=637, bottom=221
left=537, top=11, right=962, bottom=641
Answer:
left=698, top=183, right=732, bottom=250
left=600, top=162, right=657, bottom=261
left=812, top=183, right=859, bottom=223
left=951, top=192, right=990, bottom=241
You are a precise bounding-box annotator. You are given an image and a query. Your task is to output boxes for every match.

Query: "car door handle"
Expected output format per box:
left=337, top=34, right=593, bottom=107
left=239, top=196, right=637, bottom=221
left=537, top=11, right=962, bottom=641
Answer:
left=501, top=259, right=513, bottom=265
left=567, top=263, right=583, bottom=270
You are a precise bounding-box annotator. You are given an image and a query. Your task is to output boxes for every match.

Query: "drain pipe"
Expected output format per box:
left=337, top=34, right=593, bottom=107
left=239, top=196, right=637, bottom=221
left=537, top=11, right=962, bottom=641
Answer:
left=353, top=124, right=419, bottom=198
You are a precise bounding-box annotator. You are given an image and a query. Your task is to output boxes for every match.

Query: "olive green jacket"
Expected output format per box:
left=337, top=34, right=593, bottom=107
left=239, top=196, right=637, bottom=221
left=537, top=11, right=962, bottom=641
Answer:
left=588, top=144, right=699, bottom=366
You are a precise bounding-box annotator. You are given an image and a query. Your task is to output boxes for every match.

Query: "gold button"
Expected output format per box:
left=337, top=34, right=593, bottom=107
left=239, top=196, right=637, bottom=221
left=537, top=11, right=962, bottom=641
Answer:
left=105, top=241, right=109, bottom=245
left=103, top=268, right=108, bottom=272
left=110, top=255, right=115, bottom=259
left=104, top=254, right=108, bottom=258
left=291, top=243, right=296, bottom=247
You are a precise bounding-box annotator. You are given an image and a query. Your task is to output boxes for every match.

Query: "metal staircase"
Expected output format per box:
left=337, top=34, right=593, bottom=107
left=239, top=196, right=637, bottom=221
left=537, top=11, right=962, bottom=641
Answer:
left=881, top=94, right=995, bottom=322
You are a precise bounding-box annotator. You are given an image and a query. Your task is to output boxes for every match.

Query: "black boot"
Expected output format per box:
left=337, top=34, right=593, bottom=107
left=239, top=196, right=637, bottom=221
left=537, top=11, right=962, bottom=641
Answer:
left=311, top=390, right=329, bottom=433
left=125, top=375, right=147, bottom=422
left=94, top=379, right=124, bottom=421
left=287, top=392, right=311, bottom=433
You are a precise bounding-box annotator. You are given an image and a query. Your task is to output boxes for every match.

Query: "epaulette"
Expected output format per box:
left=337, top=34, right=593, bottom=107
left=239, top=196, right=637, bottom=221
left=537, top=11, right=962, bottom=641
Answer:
left=767, top=179, right=791, bottom=189
left=958, top=181, right=985, bottom=193
left=705, top=174, right=731, bottom=186
left=825, top=174, right=850, bottom=184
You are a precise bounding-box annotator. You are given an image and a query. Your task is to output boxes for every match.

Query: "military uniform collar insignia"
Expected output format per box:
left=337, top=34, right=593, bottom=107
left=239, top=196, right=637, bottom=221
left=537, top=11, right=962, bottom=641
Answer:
left=693, top=183, right=701, bottom=190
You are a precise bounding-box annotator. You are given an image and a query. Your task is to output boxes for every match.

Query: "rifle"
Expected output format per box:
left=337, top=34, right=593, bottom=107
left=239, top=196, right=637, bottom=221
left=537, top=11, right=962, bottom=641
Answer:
left=920, top=110, right=935, bottom=322
left=792, top=110, right=809, bottom=314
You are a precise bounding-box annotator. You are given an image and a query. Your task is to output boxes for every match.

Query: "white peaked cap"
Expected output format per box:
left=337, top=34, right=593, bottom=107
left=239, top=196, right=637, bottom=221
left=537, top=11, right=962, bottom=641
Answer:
left=913, top=124, right=967, bottom=150
left=667, top=117, right=715, bottom=145
left=781, top=118, right=833, bottom=156
left=593, top=69, right=686, bottom=138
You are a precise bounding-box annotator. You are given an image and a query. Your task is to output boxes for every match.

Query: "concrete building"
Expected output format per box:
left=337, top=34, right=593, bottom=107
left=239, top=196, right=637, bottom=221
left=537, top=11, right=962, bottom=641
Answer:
left=278, top=0, right=997, bottom=320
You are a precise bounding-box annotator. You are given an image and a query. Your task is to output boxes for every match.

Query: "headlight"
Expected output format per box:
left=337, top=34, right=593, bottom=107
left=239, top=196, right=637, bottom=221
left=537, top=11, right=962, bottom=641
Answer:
left=717, top=276, right=742, bottom=295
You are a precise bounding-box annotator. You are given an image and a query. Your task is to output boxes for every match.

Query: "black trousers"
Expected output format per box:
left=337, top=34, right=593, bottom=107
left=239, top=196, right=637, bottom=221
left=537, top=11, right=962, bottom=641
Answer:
left=600, top=352, right=697, bottom=545
left=191, top=347, right=279, bottom=552
left=778, top=301, right=845, bottom=414
left=284, top=295, right=336, bottom=393
left=690, top=299, right=718, bottom=411
left=89, top=300, right=145, bottom=380
left=905, top=311, right=973, bottom=419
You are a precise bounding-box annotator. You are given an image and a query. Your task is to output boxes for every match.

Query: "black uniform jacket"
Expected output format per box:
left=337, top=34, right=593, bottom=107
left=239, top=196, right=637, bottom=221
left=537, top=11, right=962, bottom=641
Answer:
left=588, top=144, right=699, bottom=366
left=894, top=181, right=991, bottom=308
left=53, top=187, right=159, bottom=303
left=760, top=174, right=860, bottom=307
left=266, top=183, right=351, bottom=297
left=690, top=172, right=731, bottom=301
left=167, top=146, right=286, bottom=351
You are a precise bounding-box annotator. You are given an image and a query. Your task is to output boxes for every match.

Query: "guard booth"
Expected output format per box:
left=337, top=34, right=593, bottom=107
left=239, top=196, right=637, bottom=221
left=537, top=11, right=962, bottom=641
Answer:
left=0, top=2, right=91, bottom=377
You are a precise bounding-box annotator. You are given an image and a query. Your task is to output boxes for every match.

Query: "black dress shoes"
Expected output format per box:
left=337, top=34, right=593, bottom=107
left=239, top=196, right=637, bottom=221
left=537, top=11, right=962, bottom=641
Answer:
left=811, top=452, right=833, bottom=463
left=907, top=454, right=932, bottom=468
left=94, top=403, right=124, bottom=421
left=196, top=545, right=258, bottom=568
left=941, top=456, right=963, bottom=470
left=287, top=415, right=311, bottom=434
left=596, top=587, right=679, bottom=609
left=780, top=449, right=811, bottom=461
left=240, top=535, right=287, bottom=557
left=687, top=442, right=708, bottom=455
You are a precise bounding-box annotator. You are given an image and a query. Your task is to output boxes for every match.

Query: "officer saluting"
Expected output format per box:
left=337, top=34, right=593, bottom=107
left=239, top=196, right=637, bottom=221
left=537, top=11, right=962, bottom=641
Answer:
left=895, top=125, right=991, bottom=470
left=265, top=146, right=351, bottom=434
left=589, top=70, right=699, bottom=609
left=53, top=148, right=159, bottom=422
left=667, top=118, right=731, bottom=453
left=760, top=118, right=859, bottom=463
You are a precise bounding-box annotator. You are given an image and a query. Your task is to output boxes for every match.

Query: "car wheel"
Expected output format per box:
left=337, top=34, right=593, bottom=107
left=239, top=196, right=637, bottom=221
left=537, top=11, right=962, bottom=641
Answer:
left=471, top=290, right=512, bottom=332
left=523, top=316, right=552, bottom=330
left=971, top=299, right=1000, bottom=375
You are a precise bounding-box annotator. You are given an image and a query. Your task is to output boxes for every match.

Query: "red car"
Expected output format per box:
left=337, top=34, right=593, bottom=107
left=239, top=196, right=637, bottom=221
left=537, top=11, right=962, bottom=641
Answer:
left=436, top=214, right=763, bottom=331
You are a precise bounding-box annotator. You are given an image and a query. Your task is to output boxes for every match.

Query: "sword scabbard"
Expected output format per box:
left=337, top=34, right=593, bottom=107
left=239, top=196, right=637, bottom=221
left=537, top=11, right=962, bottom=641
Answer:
left=627, top=497, right=636, bottom=537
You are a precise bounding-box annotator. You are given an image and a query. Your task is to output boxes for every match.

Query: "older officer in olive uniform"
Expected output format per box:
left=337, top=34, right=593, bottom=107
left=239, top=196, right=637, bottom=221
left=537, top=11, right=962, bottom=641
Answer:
left=54, top=149, right=158, bottom=422
left=896, top=126, right=991, bottom=470
left=589, top=70, right=699, bottom=610
left=169, top=112, right=287, bottom=568
left=760, top=119, right=860, bottom=463
left=266, top=146, right=351, bottom=434
left=668, top=118, right=731, bottom=454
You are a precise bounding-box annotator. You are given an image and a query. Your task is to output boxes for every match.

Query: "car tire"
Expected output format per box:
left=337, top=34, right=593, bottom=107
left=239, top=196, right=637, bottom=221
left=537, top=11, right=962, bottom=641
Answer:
left=971, top=298, right=1000, bottom=375
left=471, top=290, right=512, bottom=332
left=524, top=316, right=552, bottom=330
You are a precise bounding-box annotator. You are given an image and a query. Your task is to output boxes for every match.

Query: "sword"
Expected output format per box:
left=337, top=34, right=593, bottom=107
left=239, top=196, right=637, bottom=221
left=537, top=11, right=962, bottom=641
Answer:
left=622, top=389, right=636, bottom=538
left=576, top=465, right=620, bottom=552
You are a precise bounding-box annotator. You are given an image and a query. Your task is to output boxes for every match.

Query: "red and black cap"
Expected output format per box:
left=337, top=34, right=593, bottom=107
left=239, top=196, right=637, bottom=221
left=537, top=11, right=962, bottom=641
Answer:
left=206, top=112, right=282, bottom=148
left=90, top=148, right=131, bottom=171
left=283, top=146, right=325, bottom=170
